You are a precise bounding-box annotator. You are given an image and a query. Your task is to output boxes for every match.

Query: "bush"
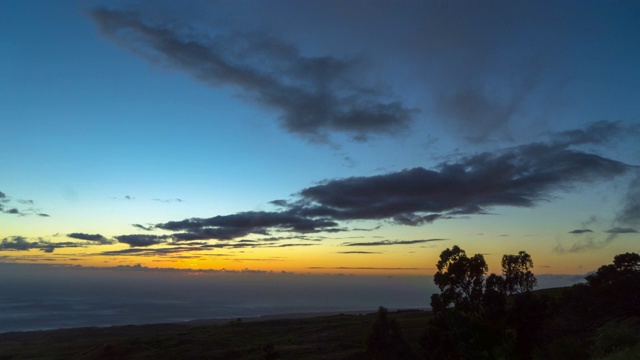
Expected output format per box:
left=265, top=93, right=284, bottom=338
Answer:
left=592, top=317, right=640, bottom=358
left=364, top=307, right=415, bottom=360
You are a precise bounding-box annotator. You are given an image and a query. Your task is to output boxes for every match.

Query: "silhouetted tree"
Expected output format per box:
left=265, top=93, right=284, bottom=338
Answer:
left=586, top=252, right=640, bottom=317
left=501, top=251, right=537, bottom=295
left=424, top=246, right=542, bottom=359
left=432, top=245, right=488, bottom=316
left=482, top=273, right=507, bottom=320
left=539, top=252, right=640, bottom=358
left=420, top=315, right=458, bottom=360
left=364, top=307, right=415, bottom=359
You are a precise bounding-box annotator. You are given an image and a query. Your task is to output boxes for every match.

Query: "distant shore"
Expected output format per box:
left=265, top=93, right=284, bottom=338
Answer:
left=0, top=307, right=428, bottom=336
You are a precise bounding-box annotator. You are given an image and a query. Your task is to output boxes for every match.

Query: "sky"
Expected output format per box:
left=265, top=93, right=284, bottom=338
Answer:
left=2, top=0, right=639, bottom=280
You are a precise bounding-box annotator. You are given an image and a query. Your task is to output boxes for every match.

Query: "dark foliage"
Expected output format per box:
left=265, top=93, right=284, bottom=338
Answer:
left=262, top=343, right=280, bottom=360
left=431, top=245, right=488, bottom=316
left=539, top=252, right=640, bottom=358
left=422, top=246, right=545, bottom=359
left=424, top=250, right=640, bottom=359
left=364, top=307, right=416, bottom=359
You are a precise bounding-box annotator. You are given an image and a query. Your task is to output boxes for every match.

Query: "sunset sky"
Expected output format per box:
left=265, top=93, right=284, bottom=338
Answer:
left=2, top=0, right=639, bottom=277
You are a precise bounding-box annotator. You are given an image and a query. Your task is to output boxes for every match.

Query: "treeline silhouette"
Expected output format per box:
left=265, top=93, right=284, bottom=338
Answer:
left=366, top=246, right=640, bottom=359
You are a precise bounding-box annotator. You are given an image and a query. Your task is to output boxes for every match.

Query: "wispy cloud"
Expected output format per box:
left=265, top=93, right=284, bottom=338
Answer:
left=555, top=227, right=638, bottom=254
left=569, top=229, right=593, bottom=234
left=152, top=198, right=184, bottom=203
left=100, top=246, right=210, bottom=257
left=615, top=173, right=640, bottom=227
left=605, top=227, right=638, bottom=234
left=90, top=7, right=415, bottom=143
left=0, top=191, right=49, bottom=217
left=342, top=239, right=446, bottom=247
left=132, top=224, right=154, bottom=231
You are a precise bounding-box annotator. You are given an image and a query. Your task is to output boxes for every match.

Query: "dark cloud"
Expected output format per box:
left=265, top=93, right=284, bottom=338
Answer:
left=352, top=225, right=382, bottom=231
left=67, top=233, right=114, bottom=244
left=293, top=121, right=632, bottom=225
left=200, top=242, right=258, bottom=249
left=157, top=211, right=339, bottom=241
left=393, top=213, right=448, bottom=226
left=569, top=229, right=593, bottom=234
left=90, top=7, right=415, bottom=142
left=616, top=173, right=640, bottom=227
left=115, top=234, right=169, bottom=247
left=605, top=227, right=639, bottom=234
left=132, top=223, right=154, bottom=231
left=555, top=120, right=633, bottom=147
left=100, top=246, right=207, bottom=256
left=417, top=2, right=561, bottom=141
left=113, top=122, right=633, bottom=244
left=0, top=236, right=83, bottom=252
left=268, top=243, right=317, bottom=248
left=401, top=3, right=638, bottom=142
left=342, top=239, right=446, bottom=247
left=0, top=237, right=36, bottom=251
left=270, top=199, right=289, bottom=207
left=4, top=208, right=21, bottom=215
left=197, top=240, right=315, bottom=249
left=38, top=213, right=50, bottom=217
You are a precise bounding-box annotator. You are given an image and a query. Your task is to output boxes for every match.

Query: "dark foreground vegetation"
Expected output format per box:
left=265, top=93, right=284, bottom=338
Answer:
left=0, top=311, right=429, bottom=359
left=417, top=247, right=640, bottom=360
left=1, top=248, right=638, bottom=359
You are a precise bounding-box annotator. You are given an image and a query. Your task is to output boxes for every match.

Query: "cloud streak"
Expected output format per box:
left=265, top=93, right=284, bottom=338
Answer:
left=569, top=229, right=593, bottom=234
left=90, top=7, right=415, bottom=142
left=606, top=227, right=639, bottom=234
left=67, top=233, right=114, bottom=245
left=107, top=122, right=635, bottom=248
left=616, top=173, right=640, bottom=227
left=115, top=234, right=169, bottom=247
left=0, top=236, right=85, bottom=253
left=100, top=246, right=210, bottom=257
left=0, top=191, right=49, bottom=217
left=156, top=211, right=340, bottom=241
left=342, top=239, right=446, bottom=247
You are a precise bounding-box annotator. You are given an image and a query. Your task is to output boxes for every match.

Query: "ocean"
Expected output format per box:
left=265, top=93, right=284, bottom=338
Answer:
left=0, top=263, right=433, bottom=333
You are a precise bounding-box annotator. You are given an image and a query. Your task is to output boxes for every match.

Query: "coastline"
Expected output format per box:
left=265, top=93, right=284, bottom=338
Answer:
left=0, top=308, right=431, bottom=359
left=0, top=308, right=428, bottom=336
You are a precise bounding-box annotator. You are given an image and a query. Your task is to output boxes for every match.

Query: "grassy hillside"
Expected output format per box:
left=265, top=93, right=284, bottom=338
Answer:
left=0, top=310, right=430, bottom=360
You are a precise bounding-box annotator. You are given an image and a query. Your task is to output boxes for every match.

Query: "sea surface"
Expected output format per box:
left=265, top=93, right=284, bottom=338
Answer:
left=0, top=263, right=433, bottom=333
left=0, top=263, right=584, bottom=333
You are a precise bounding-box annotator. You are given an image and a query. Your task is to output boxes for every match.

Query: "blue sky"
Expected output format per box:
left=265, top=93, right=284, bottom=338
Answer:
left=1, top=0, right=639, bottom=276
